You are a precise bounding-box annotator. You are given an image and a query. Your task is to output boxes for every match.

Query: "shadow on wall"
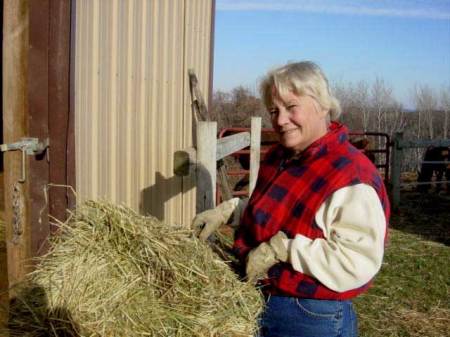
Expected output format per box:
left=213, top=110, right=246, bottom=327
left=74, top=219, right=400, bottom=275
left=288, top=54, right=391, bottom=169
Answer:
left=140, top=172, right=184, bottom=220
left=140, top=163, right=213, bottom=221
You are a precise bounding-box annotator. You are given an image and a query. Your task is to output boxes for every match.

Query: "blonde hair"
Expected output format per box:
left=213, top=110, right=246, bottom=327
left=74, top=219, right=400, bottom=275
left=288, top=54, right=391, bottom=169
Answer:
left=260, top=61, right=342, bottom=120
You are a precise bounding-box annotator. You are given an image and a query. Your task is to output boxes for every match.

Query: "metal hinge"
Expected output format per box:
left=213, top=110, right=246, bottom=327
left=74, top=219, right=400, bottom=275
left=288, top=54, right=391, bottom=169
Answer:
left=1, top=137, right=49, bottom=183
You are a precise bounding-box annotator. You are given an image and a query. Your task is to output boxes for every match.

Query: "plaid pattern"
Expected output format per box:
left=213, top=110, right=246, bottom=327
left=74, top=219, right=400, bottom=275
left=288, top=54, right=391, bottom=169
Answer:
left=234, top=122, right=390, bottom=300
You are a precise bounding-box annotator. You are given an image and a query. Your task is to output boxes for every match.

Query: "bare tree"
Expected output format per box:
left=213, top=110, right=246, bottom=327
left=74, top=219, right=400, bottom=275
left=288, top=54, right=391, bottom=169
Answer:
left=354, top=81, right=371, bottom=131
left=413, top=85, right=438, bottom=139
left=211, top=90, right=231, bottom=127
left=211, top=86, right=268, bottom=130
left=440, top=86, right=450, bottom=139
left=371, top=78, right=391, bottom=135
left=334, top=78, right=405, bottom=138
left=333, top=81, right=369, bottom=130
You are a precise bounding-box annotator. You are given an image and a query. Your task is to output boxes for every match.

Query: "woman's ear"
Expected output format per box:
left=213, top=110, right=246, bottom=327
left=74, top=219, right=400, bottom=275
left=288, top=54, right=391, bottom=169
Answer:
left=317, top=105, right=330, bottom=120
left=311, top=99, right=329, bottom=119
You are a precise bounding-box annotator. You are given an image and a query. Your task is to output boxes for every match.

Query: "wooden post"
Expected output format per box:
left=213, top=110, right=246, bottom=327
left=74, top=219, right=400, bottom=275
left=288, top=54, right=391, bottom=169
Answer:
left=29, top=0, right=51, bottom=256
left=48, top=0, right=73, bottom=224
left=391, top=132, right=403, bottom=210
left=196, top=122, right=217, bottom=212
left=3, top=0, right=32, bottom=294
left=249, top=117, right=261, bottom=196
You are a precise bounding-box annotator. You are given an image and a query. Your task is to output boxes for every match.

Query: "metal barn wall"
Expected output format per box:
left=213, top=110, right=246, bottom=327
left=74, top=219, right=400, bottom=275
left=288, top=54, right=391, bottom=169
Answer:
left=74, top=0, right=213, bottom=225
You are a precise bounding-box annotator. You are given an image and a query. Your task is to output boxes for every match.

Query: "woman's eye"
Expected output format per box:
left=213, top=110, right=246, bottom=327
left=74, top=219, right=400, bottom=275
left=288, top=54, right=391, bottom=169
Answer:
left=269, top=109, right=278, bottom=117
left=287, top=104, right=297, bottom=110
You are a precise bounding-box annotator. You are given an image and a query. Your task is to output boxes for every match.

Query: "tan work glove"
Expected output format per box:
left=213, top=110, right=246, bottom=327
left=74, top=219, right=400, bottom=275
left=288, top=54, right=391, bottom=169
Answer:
left=192, top=198, right=242, bottom=241
left=229, top=198, right=248, bottom=228
left=246, top=231, right=289, bottom=282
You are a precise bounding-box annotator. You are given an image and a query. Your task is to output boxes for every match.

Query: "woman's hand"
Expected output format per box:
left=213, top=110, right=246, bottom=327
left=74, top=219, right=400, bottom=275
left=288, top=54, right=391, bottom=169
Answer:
left=246, top=231, right=288, bottom=282
left=191, top=198, right=241, bottom=241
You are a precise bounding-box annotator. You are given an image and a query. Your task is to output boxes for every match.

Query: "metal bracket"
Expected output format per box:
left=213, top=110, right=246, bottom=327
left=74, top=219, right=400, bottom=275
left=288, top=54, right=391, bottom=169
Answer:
left=1, top=137, right=49, bottom=183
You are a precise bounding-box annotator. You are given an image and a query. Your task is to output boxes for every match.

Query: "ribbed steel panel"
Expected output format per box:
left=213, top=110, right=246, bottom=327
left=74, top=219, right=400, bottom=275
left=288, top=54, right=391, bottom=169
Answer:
left=74, top=0, right=213, bottom=225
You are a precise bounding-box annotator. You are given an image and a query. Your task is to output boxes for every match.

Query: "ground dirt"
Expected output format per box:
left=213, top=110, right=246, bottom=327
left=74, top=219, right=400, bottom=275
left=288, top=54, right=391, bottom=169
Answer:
left=355, top=182, right=450, bottom=337
left=394, top=188, right=450, bottom=246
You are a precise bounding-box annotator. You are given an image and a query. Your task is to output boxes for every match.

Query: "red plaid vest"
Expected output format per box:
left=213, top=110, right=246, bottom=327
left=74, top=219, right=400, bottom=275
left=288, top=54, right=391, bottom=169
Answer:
left=233, top=122, right=390, bottom=300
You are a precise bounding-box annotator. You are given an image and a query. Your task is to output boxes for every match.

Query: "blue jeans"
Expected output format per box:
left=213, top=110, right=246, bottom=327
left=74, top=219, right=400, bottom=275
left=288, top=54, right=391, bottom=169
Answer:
left=258, top=296, right=358, bottom=337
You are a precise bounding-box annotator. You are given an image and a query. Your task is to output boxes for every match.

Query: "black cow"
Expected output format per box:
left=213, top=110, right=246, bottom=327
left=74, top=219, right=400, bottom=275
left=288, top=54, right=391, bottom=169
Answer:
left=349, top=136, right=376, bottom=163
left=417, top=146, right=450, bottom=193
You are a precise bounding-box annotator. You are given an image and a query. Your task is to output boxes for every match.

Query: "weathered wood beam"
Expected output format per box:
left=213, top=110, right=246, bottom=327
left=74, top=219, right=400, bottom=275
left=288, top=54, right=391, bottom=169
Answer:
left=174, top=131, right=251, bottom=177
left=249, top=117, right=261, bottom=196
left=216, top=132, right=250, bottom=160
left=3, top=0, right=32, bottom=292
left=398, top=139, right=450, bottom=149
left=196, top=122, right=217, bottom=212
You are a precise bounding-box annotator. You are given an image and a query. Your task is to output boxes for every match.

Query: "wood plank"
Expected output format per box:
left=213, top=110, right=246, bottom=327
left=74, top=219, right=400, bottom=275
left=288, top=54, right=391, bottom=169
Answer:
left=196, top=122, right=216, bottom=212
left=3, top=0, right=32, bottom=291
left=249, top=117, right=261, bottom=196
left=48, top=0, right=72, bottom=225
left=0, top=172, right=8, bottom=330
left=28, top=0, right=50, bottom=257
left=67, top=0, right=76, bottom=211
left=189, top=70, right=209, bottom=121
left=216, top=132, right=250, bottom=160
left=401, top=181, right=450, bottom=187
left=398, top=139, right=450, bottom=149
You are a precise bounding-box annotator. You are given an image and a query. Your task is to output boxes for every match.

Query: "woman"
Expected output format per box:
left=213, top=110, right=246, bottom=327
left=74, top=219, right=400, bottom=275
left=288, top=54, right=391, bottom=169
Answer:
left=193, top=61, right=389, bottom=337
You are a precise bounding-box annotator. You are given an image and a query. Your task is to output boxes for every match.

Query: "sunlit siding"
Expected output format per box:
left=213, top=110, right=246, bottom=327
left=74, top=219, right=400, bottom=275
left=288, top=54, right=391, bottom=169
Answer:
left=182, top=0, right=214, bottom=224
left=74, top=0, right=213, bottom=225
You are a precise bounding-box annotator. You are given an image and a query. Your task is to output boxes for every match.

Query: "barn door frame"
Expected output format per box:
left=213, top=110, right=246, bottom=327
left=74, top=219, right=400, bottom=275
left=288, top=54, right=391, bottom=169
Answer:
left=2, top=0, right=74, bottom=289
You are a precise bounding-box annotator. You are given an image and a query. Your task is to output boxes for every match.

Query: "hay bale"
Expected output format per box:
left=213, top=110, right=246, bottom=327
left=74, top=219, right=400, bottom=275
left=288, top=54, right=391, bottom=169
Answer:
left=5, top=201, right=263, bottom=337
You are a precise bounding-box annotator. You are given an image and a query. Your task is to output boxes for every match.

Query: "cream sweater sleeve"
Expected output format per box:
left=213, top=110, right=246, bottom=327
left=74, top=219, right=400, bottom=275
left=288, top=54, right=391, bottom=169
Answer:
left=283, top=183, right=386, bottom=292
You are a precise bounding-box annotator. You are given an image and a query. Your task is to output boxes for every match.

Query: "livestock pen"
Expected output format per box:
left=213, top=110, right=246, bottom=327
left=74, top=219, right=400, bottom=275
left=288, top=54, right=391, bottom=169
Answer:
left=390, top=132, right=450, bottom=209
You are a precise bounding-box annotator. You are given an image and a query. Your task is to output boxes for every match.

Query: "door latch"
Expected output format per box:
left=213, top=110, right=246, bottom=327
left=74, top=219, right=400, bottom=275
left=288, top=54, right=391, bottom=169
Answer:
left=1, top=137, right=49, bottom=183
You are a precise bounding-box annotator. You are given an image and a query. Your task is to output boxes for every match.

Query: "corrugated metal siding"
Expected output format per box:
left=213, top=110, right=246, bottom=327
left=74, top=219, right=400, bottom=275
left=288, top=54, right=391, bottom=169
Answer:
left=74, top=0, right=213, bottom=225
left=182, top=0, right=214, bottom=224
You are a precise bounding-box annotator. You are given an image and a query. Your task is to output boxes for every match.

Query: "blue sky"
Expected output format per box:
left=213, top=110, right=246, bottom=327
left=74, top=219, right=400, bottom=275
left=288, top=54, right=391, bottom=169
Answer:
left=213, top=0, right=450, bottom=109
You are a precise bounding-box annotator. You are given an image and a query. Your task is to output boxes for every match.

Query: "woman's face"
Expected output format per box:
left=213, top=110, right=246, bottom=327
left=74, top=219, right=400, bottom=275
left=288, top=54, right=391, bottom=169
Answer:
left=269, top=90, right=329, bottom=153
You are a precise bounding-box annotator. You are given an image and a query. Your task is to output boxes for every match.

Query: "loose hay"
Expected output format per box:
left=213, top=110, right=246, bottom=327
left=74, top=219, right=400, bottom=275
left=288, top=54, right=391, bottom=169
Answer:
left=5, top=200, right=263, bottom=337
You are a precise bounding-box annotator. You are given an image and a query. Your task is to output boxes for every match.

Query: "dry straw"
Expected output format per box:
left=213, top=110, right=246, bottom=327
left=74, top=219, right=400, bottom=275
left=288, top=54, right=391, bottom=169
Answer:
left=4, top=200, right=263, bottom=337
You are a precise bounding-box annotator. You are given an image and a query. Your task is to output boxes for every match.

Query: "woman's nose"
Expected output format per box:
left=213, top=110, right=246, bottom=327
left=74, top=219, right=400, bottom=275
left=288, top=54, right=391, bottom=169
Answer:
left=275, top=108, right=289, bottom=126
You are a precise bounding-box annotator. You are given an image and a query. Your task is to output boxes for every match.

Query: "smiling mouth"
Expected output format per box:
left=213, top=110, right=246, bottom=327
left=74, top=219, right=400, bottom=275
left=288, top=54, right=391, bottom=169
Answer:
left=281, top=129, right=299, bottom=135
